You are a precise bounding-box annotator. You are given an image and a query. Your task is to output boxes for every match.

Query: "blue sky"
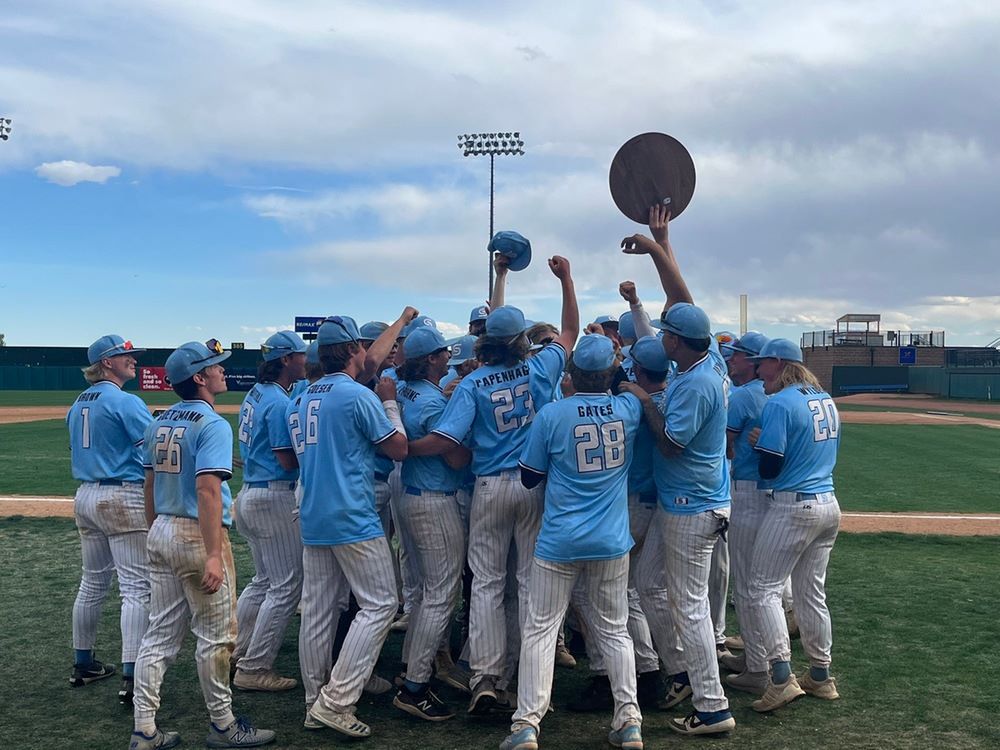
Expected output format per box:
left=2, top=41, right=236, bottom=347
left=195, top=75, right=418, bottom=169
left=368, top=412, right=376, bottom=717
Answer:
left=2, top=0, right=999, bottom=349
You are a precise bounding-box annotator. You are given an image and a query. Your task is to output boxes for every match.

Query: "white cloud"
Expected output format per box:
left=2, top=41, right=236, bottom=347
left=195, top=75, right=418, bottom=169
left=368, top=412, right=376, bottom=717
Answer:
left=34, top=160, right=121, bottom=186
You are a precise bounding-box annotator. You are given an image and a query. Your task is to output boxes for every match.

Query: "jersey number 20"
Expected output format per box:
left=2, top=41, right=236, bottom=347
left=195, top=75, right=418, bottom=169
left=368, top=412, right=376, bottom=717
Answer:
left=807, top=398, right=840, bottom=441
left=574, top=420, right=626, bottom=473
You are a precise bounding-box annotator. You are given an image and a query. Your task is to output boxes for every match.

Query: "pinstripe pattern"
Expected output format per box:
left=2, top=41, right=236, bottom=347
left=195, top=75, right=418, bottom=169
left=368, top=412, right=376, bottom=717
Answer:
left=747, top=492, right=841, bottom=668
left=374, top=479, right=392, bottom=537
left=302, top=537, right=398, bottom=712
left=660, top=508, right=731, bottom=713
left=727, top=479, right=770, bottom=671
left=634, top=511, right=683, bottom=675
left=389, top=464, right=420, bottom=615
left=233, top=485, right=303, bottom=673
left=512, top=554, right=640, bottom=733
left=397, top=490, right=466, bottom=683
left=709, top=534, right=730, bottom=645
left=467, top=471, right=543, bottom=687
left=72, top=482, right=150, bottom=663
left=133, top=516, right=238, bottom=732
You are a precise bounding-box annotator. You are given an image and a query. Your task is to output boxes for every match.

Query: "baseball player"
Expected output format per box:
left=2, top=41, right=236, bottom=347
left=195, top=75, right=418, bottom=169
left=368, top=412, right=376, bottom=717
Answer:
left=717, top=332, right=773, bottom=695
left=231, top=331, right=308, bottom=692
left=296, top=315, right=409, bottom=739
left=503, top=334, right=644, bottom=750
left=66, top=335, right=152, bottom=705
left=440, top=335, right=478, bottom=393
left=469, top=305, right=490, bottom=337
left=392, top=326, right=471, bottom=721
left=131, top=339, right=275, bottom=750
left=746, top=338, right=842, bottom=711
left=407, top=256, right=580, bottom=715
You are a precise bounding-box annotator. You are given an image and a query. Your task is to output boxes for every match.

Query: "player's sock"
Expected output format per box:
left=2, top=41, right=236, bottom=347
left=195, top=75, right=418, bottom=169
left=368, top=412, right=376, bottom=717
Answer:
left=403, top=678, right=426, bottom=694
left=672, top=671, right=690, bottom=686
left=696, top=709, right=733, bottom=724
left=809, top=665, right=829, bottom=682
left=122, top=662, right=135, bottom=678
left=134, top=719, right=156, bottom=736
left=75, top=649, right=94, bottom=667
left=771, top=661, right=791, bottom=684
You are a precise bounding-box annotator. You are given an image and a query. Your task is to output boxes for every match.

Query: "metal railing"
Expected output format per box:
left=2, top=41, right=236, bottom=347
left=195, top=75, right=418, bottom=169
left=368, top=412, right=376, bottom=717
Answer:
left=801, top=330, right=945, bottom=348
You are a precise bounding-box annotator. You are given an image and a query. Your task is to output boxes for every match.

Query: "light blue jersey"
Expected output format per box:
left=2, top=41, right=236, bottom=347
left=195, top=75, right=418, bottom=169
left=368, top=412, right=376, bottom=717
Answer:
left=289, top=378, right=310, bottom=401
left=727, top=379, right=768, bottom=481
left=755, top=383, right=840, bottom=493
left=439, top=368, right=459, bottom=391
left=294, top=373, right=397, bottom=546
left=621, top=354, right=636, bottom=383
left=433, top=344, right=566, bottom=476
left=398, top=380, right=464, bottom=492
left=67, top=381, right=152, bottom=482
left=142, top=400, right=234, bottom=526
left=520, top=392, right=643, bottom=562
left=655, top=353, right=731, bottom=513
left=627, top=389, right=666, bottom=498
left=237, top=382, right=298, bottom=484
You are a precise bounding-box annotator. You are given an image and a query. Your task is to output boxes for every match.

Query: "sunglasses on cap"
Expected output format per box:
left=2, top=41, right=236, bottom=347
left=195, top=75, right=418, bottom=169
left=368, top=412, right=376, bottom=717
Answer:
left=98, top=340, right=135, bottom=359
left=190, top=338, right=226, bottom=368
left=324, top=316, right=357, bottom=343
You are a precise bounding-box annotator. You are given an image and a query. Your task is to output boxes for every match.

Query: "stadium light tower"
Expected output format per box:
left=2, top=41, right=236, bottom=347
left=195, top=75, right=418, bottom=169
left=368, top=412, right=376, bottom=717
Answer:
left=0, top=118, right=11, bottom=141
left=458, top=131, right=525, bottom=297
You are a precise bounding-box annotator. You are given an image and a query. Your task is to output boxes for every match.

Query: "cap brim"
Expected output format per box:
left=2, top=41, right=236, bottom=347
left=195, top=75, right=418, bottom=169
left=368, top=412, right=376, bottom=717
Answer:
left=501, top=248, right=531, bottom=272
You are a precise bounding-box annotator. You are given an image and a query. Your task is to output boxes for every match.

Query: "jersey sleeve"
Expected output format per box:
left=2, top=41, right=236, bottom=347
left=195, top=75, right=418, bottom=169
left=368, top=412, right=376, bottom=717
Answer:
left=663, top=382, right=712, bottom=449
left=518, top=408, right=550, bottom=474
left=726, top=387, right=750, bottom=433
left=422, top=396, right=447, bottom=433
left=617, top=391, right=645, bottom=432
left=122, top=395, right=154, bottom=446
left=266, top=399, right=293, bottom=450
left=196, top=418, right=234, bottom=478
left=431, top=378, right=476, bottom=444
left=755, top=399, right=790, bottom=456
left=528, top=343, right=567, bottom=407
left=142, top=421, right=157, bottom=469
left=355, top=387, right=397, bottom=445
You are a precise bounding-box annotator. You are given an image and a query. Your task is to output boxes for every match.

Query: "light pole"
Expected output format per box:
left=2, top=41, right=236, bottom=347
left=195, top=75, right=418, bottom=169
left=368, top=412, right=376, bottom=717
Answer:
left=0, top=118, right=11, bottom=141
left=458, top=131, right=524, bottom=298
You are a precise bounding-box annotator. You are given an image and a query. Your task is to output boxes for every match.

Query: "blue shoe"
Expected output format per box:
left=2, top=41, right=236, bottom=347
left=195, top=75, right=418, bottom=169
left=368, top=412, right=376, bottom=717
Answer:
left=128, top=729, right=181, bottom=750
left=500, top=725, right=538, bottom=750
left=206, top=716, right=276, bottom=747
left=608, top=721, right=643, bottom=749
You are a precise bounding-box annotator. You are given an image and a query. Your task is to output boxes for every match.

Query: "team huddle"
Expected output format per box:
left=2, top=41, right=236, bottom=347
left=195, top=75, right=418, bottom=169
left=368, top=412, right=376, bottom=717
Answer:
left=65, top=207, right=842, bottom=750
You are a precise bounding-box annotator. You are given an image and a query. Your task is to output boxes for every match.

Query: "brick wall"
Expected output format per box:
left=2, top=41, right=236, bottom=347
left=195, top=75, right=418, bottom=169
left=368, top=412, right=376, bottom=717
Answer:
left=802, top=347, right=947, bottom=392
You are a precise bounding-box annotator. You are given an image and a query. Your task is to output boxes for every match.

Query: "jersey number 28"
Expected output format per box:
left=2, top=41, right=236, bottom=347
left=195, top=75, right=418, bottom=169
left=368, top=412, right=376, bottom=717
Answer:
left=574, top=420, right=626, bottom=473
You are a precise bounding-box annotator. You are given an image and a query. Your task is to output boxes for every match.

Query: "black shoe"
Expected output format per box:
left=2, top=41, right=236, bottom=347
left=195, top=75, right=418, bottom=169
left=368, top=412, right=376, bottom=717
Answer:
left=467, top=675, right=498, bottom=715
left=393, top=686, right=454, bottom=722
left=119, top=676, right=135, bottom=705
left=69, top=658, right=116, bottom=687
left=636, top=670, right=662, bottom=710
left=568, top=675, right=613, bottom=712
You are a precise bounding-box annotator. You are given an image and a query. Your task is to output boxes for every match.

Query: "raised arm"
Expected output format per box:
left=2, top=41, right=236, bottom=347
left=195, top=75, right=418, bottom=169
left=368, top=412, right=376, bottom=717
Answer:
left=621, top=205, right=694, bottom=311
left=361, top=306, right=418, bottom=382
left=549, top=255, right=580, bottom=352
left=489, top=253, right=509, bottom=310
left=619, top=280, right=656, bottom=339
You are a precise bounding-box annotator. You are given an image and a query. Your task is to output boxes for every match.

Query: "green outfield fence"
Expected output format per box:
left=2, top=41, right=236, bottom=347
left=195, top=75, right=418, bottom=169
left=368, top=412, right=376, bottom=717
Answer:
left=832, top=364, right=1000, bottom=399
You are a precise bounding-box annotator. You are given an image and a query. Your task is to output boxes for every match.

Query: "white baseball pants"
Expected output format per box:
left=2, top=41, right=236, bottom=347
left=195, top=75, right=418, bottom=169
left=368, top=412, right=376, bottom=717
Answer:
left=727, top=480, right=770, bottom=671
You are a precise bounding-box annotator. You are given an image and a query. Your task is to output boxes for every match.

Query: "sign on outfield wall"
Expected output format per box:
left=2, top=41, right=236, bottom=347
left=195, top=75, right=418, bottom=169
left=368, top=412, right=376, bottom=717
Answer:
left=140, top=366, right=171, bottom=391
left=295, top=316, right=325, bottom=334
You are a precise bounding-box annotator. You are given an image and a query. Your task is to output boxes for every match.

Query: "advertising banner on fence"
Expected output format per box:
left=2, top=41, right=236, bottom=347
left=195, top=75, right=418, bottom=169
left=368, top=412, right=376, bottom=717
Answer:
left=140, top=367, right=171, bottom=391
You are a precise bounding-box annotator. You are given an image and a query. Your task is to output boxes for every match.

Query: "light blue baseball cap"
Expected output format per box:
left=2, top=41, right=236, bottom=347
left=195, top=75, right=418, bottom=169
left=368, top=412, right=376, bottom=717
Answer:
left=594, top=315, right=619, bottom=327
left=657, top=302, right=712, bottom=340
left=750, top=338, right=803, bottom=363
left=448, top=335, right=478, bottom=366
left=618, top=312, right=636, bottom=342
left=486, top=306, right=530, bottom=338
left=728, top=331, right=770, bottom=357
left=165, top=339, right=231, bottom=384
left=489, top=230, right=532, bottom=272
left=404, top=327, right=449, bottom=360
left=261, top=330, right=308, bottom=362
left=572, top=334, right=616, bottom=372
left=630, top=335, right=671, bottom=372
left=87, top=334, right=146, bottom=365
left=401, top=315, right=436, bottom=338
left=305, top=341, right=320, bottom=365
left=469, top=306, right=489, bottom=324
left=359, top=321, right=389, bottom=342
left=317, top=315, right=360, bottom=345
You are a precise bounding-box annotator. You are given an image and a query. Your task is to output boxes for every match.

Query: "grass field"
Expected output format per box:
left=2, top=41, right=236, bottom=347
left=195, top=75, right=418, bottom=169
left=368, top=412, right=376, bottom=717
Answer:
left=836, top=403, right=1000, bottom=421
left=3, top=419, right=998, bottom=514
left=0, top=519, right=996, bottom=749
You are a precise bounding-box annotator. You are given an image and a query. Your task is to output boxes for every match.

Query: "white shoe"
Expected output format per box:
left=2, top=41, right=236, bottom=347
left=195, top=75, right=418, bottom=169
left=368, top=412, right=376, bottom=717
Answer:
left=752, top=674, right=806, bottom=712
left=390, top=613, right=410, bottom=632
left=232, top=669, right=297, bottom=692
left=364, top=673, right=393, bottom=695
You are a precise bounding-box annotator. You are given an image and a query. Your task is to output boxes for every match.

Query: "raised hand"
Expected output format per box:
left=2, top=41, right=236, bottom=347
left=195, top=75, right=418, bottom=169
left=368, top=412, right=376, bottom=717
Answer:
left=621, top=234, right=661, bottom=256
left=619, top=280, right=639, bottom=304
left=548, top=255, right=572, bottom=280
left=649, top=204, right=671, bottom=246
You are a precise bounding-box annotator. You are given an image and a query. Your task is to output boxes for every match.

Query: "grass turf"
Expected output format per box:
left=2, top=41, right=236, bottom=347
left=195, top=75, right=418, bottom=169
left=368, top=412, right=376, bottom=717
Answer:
left=0, top=521, right=997, bottom=749
left=837, top=403, right=1000, bottom=421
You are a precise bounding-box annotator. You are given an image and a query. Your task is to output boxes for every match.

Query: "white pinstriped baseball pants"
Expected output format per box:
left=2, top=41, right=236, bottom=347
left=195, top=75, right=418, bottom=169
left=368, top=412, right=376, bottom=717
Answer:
left=634, top=510, right=684, bottom=675
left=233, top=485, right=303, bottom=673
left=300, top=537, right=398, bottom=711
left=728, top=480, right=771, bottom=672
left=659, top=507, right=731, bottom=713
left=709, top=534, right=729, bottom=645
left=389, top=466, right=420, bottom=615
left=468, top=470, right=543, bottom=688
left=397, top=489, right=466, bottom=683
left=72, top=482, right=150, bottom=663
left=748, top=492, right=841, bottom=668
left=133, top=516, right=238, bottom=732
left=513, top=554, right=641, bottom=734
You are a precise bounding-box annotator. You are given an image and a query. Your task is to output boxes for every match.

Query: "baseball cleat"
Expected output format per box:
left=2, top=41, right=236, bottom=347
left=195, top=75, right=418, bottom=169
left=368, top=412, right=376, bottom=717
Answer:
left=434, top=651, right=472, bottom=694
left=390, top=612, right=410, bottom=632
left=307, top=703, right=371, bottom=738
left=499, top=725, right=538, bottom=750
left=724, top=669, right=768, bottom=696
left=468, top=675, right=498, bottom=715
left=799, top=672, right=840, bottom=700
left=363, top=673, right=393, bottom=695
left=70, top=658, right=116, bottom=687
left=608, top=721, right=644, bottom=749
left=724, top=634, right=745, bottom=650
left=232, top=669, right=297, bottom=692
left=119, top=676, right=135, bottom=705
left=128, top=728, right=181, bottom=750
left=303, top=707, right=323, bottom=730
left=718, top=650, right=747, bottom=673
left=205, top=716, right=276, bottom=747
left=393, top=686, right=455, bottom=721
left=752, top=674, right=806, bottom=712
left=668, top=710, right=736, bottom=736
left=555, top=643, right=577, bottom=668
left=659, top=674, right=693, bottom=710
